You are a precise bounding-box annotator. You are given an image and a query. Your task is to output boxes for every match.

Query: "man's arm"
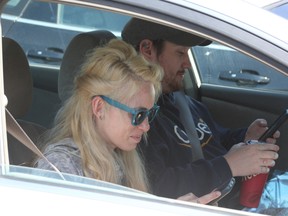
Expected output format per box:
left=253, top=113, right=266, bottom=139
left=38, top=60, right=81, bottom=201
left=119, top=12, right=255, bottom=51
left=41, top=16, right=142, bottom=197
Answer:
left=142, top=118, right=233, bottom=198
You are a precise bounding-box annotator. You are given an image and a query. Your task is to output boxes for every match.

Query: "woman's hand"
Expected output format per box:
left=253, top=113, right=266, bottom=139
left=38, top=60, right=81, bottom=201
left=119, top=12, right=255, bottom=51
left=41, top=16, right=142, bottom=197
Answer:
left=177, top=190, right=221, bottom=205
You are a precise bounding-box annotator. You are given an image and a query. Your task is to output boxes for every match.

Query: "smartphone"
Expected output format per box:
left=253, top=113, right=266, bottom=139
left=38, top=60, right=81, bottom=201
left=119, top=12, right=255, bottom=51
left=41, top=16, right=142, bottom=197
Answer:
left=259, top=109, right=288, bottom=142
left=208, top=178, right=235, bottom=205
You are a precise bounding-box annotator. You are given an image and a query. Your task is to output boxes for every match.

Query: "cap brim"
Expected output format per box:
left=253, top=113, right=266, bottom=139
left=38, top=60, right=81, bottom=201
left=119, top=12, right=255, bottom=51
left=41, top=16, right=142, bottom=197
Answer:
left=122, top=18, right=212, bottom=47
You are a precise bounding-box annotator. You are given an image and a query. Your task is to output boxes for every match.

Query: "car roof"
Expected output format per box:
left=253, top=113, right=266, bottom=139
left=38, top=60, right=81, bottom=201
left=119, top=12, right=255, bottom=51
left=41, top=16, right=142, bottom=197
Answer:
left=169, top=0, right=288, bottom=43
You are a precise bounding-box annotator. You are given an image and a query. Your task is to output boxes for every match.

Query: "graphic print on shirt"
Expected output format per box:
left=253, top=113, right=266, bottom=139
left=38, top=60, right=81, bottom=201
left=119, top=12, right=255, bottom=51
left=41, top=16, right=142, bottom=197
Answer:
left=175, top=118, right=212, bottom=148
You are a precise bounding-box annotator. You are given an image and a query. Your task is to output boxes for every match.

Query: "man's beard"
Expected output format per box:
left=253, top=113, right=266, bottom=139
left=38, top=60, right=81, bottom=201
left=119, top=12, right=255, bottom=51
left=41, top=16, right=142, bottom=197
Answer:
left=162, top=78, right=183, bottom=93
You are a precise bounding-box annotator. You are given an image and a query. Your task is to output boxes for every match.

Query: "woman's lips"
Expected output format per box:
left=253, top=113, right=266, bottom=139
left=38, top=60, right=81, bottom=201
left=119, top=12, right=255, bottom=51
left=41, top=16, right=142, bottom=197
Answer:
left=131, top=134, right=142, bottom=143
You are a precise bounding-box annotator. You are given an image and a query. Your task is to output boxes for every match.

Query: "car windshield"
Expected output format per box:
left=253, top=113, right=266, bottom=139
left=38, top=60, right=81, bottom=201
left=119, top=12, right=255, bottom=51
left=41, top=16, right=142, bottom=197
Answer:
left=269, top=2, right=288, bottom=19
left=243, top=0, right=288, bottom=20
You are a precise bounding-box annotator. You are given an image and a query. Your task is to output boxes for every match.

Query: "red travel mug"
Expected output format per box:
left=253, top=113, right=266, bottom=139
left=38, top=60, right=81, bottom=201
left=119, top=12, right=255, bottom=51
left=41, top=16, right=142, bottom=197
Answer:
left=239, top=172, right=268, bottom=208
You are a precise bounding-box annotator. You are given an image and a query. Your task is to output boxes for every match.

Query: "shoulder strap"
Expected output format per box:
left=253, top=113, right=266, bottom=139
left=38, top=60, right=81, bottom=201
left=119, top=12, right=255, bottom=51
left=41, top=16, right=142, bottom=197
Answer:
left=174, top=91, right=204, bottom=161
left=5, top=108, right=65, bottom=180
left=6, top=108, right=42, bottom=157
left=174, top=92, right=235, bottom=196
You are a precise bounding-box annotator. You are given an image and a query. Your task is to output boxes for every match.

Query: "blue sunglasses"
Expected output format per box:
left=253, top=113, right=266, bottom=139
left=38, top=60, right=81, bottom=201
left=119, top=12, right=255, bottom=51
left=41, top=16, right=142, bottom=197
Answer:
left=100, top=95, right=159, bottom=126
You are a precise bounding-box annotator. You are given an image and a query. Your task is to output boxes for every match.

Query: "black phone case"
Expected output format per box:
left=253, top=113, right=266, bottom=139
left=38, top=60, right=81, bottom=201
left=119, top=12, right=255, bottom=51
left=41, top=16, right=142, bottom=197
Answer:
left=259, top=109, right=288, bottom=142
left=208, top=178, right=235, bottom=205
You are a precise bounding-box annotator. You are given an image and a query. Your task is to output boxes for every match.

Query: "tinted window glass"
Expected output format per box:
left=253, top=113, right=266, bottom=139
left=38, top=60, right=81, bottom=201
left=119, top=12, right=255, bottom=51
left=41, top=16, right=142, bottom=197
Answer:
left=22, top=1, right=57, bottom=23
left=1, top=0, right=27, bottom=16
left=192, top=43, right=288, bottom=91
left=1, top=0, right=131, bottom=67
left=60, top=5, right=130, bottom=32
left=1, top=0, right=131, bottom=128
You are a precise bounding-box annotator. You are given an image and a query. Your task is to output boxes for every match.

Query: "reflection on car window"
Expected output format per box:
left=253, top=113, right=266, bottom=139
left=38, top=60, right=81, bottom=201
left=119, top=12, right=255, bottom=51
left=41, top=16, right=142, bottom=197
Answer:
left=192, top=43, right=288, bottom=91
left=1, top=0, right=130, bottom=67
left=1, top=0, right=132, bottom=129
left=60, top=5, right=103, bottom=28
left=22, top=1, right=57, bottom=23
left=59, top=5, right=130, bottom=33
left=2, top=0, right=28, bottom=16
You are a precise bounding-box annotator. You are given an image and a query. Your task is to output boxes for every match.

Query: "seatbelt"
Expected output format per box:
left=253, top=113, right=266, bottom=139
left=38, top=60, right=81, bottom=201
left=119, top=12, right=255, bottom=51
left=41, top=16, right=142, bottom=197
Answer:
left=174, top=91, right=235, bottom=200
left=5, top=108, right=65, bottom=180
left=6, top=108, right=42, bottom=157
left=174, top=91, right=204, bottom=161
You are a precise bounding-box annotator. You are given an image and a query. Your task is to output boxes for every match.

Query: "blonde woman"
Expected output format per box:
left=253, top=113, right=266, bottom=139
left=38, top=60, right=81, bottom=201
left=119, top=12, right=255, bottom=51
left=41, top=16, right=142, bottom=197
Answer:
left=35, top=39, right=220, bottom=204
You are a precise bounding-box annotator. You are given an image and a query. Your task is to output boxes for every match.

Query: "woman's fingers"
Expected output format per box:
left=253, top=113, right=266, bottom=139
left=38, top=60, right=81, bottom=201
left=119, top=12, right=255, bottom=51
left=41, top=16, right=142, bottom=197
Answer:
left=177, top=191, right=221, bottom=205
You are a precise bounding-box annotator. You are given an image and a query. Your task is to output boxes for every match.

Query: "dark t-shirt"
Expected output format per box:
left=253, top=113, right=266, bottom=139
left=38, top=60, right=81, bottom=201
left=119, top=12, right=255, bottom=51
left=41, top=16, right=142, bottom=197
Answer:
left=141, top=92, right=246, bottom=200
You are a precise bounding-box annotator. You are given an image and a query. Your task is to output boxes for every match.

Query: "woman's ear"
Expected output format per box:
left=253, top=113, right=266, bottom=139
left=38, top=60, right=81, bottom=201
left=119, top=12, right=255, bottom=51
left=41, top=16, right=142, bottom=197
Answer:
left=139, top=39, right=155, bottom=61
left=91, top=96, right=105, bottom=120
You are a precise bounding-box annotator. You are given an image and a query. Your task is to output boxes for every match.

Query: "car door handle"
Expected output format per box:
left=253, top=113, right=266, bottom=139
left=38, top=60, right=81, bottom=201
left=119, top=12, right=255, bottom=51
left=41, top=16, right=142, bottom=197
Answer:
left=219, top=69, right=270, bottom=85
left=27, top=47, right=64, bottom=62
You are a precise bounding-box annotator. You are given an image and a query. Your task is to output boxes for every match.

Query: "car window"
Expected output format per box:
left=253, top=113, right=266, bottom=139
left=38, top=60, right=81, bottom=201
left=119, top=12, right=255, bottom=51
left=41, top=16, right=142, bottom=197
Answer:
left=243, top=0, right=288, bottom=20
left=1, top=0, right=131, bottom=127
left=1, top=0, right=27, bottom=16
left=22, top=1, right=57, bottom=23
left=0, top=0, right=145, bottom=195
left=1, top=0, right=288, bottom=214
left=60, top=5, right=130, bottom=31
left=191, top=43, right=288, bottom=91
left=270, top=3, right=288, bottom=19
left=1, top=0, right=131, bottom=67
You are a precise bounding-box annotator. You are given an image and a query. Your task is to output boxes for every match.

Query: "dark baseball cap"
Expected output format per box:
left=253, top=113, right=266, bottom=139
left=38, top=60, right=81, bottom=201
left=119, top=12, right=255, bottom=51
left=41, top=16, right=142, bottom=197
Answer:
left=122, top=18, right=212, bottom=47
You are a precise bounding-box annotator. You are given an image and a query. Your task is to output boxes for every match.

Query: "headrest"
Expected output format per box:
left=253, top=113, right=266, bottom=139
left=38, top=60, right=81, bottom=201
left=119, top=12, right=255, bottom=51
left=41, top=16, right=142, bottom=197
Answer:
left=3, top=37, right=33, bottom=118
left=122, top=18, right=211, bottom=47
left=58, top=30, right=116, bottom=102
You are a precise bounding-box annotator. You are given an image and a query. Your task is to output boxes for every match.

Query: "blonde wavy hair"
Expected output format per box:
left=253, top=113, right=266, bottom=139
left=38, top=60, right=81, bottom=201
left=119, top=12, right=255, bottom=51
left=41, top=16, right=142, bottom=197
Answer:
left=42, top=39, right=163, bottom=192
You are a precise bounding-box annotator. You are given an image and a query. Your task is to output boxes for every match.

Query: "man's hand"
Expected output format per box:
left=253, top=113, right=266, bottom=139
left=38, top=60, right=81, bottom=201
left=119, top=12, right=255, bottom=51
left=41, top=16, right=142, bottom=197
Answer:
left=245, top=119, right=280, bottom=143
left=224, top=142, right=279, bottom=177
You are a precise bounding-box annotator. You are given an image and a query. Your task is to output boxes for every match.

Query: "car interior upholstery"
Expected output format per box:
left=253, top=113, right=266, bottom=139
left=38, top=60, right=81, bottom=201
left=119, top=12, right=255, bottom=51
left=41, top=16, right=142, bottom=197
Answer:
left=3, top=37, right=46, bottom=166
left=58, top=30, right=116, bottom=103
left=4, top=30, right=117, bottom=166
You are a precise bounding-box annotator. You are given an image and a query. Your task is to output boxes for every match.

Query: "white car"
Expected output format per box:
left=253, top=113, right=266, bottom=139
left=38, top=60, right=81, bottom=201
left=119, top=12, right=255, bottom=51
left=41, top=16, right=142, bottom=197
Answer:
left=1, top=0, right=288, bottom=215
left=243, top=0, right=288, bottom=19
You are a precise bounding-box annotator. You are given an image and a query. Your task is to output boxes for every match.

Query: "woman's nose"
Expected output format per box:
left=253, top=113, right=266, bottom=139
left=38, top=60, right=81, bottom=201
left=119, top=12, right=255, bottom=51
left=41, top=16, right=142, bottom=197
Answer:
left=137, top=118, right=150, bottom=132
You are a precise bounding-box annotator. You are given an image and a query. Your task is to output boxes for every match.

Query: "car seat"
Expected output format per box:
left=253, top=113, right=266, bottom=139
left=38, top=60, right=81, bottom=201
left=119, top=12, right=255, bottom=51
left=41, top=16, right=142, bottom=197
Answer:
left=58, top=30, right=116, bottom=103
left=3, top=37, right=46, bottom=166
